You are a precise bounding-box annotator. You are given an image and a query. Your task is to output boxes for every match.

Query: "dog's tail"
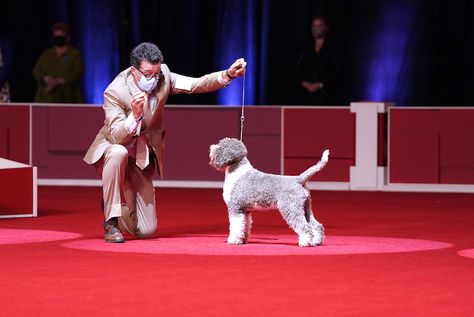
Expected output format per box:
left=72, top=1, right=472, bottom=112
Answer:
left=297, top=150, right=330, bottom=184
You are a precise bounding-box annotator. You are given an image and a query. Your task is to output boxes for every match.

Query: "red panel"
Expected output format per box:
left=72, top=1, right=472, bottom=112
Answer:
left=389, top=110, right=440, bottom=184
left=30, top=106, right=281, bottom=181
left=242, top=107, right=281, bottom=135
left=31, top=106, right=103, bottom=179
left=283, top=108, right=354, bottom=182
left=0, top=126, right=7, bottom=158
left=37, top=154, right=99, bottom=179
left=49, top=107, right=104, bottom=152
left=390, top=109, right=474, bottom=184
left=32, top=107, right=50, bottom=167
left=390, top=132, right=439, bottom=183
left=440, top=168, right=474, bottom=184
left=0, top=106, right=30, bottom=164
left=440, top=109, right=474, bottom=168
left=245, top=135, right=281, bottom=175
left=284, top=108, right=355, bottom=158
left=390, top=109, right=440, bottom=133
left=241, top=107, right=282, bottom=175
left=164, top=108, right=241, bottom=180
left=0, top=167, right=33, bottom=214
left=285, top=158, right=352, bottom=182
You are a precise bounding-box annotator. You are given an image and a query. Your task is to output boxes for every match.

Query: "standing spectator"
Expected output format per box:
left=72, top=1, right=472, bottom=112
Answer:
left=0, top=33, right=13, bottom=103
left=296, top=15, right=339, bottom=105
left=33, top=22, right=84, bottom=103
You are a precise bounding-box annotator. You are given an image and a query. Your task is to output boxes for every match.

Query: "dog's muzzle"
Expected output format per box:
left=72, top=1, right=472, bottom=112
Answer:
left=209, top=144, right=218, bottom=165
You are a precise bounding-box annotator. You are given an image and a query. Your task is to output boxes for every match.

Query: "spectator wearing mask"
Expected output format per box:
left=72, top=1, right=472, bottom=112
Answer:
left=296, top=15, right=339, bottom=105
left=33, top=22, right=84, bottom=103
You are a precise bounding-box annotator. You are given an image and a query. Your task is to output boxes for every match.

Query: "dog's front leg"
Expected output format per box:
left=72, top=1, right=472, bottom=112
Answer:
left=227, top=210, right=247, bottom=245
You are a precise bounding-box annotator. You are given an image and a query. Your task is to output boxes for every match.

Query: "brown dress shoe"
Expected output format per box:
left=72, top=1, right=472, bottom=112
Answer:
left=104, top=218, right=124, bottom=243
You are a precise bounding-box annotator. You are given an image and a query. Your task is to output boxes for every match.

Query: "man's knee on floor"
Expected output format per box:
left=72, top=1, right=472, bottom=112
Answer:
left=136, top=223, right=157, bottom=239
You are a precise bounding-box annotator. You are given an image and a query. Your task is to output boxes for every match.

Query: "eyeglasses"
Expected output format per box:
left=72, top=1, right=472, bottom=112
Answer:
left=134, top=67, right=162, bottom=80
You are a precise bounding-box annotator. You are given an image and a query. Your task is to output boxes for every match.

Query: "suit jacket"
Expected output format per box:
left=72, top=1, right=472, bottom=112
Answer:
left=83, top=64, right=226, bottom=177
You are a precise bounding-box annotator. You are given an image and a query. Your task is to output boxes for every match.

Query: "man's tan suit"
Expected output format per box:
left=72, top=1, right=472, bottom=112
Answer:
left=84, top=65, right=227, bottom=237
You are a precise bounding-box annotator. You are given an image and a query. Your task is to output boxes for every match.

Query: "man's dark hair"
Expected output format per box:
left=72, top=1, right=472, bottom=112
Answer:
left=130, top=42, right=164, bottom=68
left=52, top=22, right=71, bottom=36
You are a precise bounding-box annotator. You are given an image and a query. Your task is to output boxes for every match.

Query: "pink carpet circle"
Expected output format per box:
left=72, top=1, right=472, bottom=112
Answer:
left=458, top=248, right=474, bottom=259
left=0, top=228, right=82, bottom=244
left=63, top=234, right=452, bottom=256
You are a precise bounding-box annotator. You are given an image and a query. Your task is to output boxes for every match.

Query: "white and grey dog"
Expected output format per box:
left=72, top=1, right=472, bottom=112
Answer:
left=209, top=137, right=329, bottom=247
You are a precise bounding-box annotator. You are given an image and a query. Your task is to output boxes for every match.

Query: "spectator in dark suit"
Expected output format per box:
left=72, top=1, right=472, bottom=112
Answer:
left=296, top=15, right=339, bottom=105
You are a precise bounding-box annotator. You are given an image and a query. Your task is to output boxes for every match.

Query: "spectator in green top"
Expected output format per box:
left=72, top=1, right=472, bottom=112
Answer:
left=33, top=22, right=84, bottom=103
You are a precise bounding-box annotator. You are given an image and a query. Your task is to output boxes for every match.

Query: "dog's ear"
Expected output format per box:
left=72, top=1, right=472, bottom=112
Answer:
left=213, top=138, right=247, bottom=168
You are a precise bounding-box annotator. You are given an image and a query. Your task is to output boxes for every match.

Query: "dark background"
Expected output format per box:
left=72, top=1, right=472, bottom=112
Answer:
left=1, top=0, right=473, bottom=106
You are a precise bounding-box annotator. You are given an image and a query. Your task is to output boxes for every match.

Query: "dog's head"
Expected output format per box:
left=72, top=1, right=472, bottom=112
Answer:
left=209, top=138, right=248, bottom=171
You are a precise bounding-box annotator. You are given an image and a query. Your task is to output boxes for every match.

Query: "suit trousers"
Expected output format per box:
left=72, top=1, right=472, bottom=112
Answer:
left=95, top=144, right=157, bottom=238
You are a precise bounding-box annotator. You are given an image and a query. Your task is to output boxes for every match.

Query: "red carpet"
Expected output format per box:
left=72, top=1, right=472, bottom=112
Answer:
left=1, top=187, right=473, bottom=316
left=62, top=235, right=452, bottom=256
left=458, top=248, right=474, bottom=259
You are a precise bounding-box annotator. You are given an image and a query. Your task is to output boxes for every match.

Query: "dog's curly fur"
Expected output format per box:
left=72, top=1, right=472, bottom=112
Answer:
left=209, top=137, right=329, bottom=247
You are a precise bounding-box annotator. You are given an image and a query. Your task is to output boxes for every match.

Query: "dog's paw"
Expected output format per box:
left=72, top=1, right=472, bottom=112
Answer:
left=298, top=234, right=314, bottom=247
left=311, top=225, right=325, bottom=246
left=227, top=237, right=247, bottom=245
left=311, top=234, right=324, bottom=246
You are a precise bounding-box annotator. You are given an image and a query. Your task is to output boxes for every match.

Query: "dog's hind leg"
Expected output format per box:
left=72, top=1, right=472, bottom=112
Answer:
left=304, top=198, right=325, bottom=246
left=309, top=215, right=324, bottom=246
left=279, top=203, right=314, bottom=247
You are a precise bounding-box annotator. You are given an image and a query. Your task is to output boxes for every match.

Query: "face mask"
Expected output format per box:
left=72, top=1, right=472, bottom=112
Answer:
left=53, top=36, right=68, bottom=47
left=137, top=75, right=158, bottom=92
left=311, top=27, right=326, bottom=39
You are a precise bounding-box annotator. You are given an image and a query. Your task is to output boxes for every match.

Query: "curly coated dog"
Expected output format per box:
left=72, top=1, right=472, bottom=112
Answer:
left=209, top=137, right=329, bottom=247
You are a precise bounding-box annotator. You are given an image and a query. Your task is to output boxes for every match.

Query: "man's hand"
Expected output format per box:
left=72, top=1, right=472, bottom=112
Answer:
left=131, top=92, right=146, bottom=119
left=302, top=81, right=323, bottom=93
left=44, top=76, right=65, bottom=93
left=226, top=58, right=247, bottom=79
